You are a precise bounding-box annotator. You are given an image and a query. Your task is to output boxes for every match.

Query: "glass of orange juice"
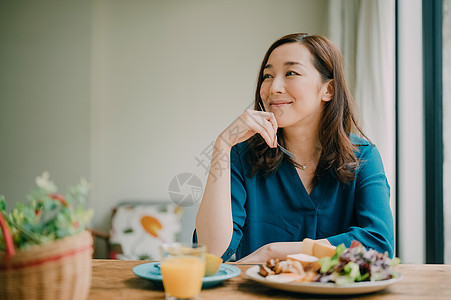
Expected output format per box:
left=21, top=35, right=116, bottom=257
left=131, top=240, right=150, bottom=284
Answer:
left=159, top=243, right=206, bottom=300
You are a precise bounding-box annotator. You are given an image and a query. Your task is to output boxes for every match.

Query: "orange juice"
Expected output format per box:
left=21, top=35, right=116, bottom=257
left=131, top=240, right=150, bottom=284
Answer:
left=161, top=256, right=206, bottom=299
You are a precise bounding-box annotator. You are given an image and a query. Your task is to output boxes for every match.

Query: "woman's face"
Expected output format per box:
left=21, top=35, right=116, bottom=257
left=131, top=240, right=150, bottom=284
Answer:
left=260, top=43, right=331, bottom=129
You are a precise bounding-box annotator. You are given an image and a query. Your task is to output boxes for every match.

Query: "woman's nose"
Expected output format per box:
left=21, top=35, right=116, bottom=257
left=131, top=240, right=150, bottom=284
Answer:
left=269, top=76, right=285, bottom=94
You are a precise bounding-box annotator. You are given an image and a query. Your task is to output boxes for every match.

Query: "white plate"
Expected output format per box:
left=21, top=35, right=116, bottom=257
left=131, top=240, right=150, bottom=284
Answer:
left=245, top=265, right=402, bottom=295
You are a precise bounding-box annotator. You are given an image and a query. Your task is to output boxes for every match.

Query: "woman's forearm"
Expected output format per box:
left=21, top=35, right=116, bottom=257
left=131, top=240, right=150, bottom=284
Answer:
left=195, top=109, right=278, bottom=257
left=195, top=137, right=234, bottom=257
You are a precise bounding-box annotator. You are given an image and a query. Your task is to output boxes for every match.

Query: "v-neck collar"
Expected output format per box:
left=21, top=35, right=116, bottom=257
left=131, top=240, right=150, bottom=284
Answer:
left=284, top=159, right=325, bottom=209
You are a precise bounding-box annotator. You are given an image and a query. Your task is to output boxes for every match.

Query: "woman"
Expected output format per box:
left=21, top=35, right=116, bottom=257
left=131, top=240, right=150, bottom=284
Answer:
left=195, top=33, right=394, bottom=262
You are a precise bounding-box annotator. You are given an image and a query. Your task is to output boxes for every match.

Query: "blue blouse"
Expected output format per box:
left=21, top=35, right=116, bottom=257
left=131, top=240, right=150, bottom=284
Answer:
left=194, top=135, right=394, bottom=262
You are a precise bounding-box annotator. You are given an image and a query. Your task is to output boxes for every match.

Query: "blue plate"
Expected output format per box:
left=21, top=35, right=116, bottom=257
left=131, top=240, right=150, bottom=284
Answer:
left=133, top=262, right=241, bottom=288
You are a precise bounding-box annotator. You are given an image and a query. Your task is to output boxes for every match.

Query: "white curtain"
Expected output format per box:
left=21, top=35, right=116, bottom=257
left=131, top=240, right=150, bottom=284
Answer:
left=328, top=0, right=360, bottom=95
left=328, top=0, right=395, bottom=211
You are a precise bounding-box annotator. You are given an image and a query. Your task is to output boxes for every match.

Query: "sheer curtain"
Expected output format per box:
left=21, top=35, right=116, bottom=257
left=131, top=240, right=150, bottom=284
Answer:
left=328, top=0, right=396, bottom=212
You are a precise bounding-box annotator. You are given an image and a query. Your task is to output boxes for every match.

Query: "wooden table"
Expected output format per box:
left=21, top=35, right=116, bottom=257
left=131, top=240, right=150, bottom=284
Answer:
left=89, top=259, right=451, bottom=299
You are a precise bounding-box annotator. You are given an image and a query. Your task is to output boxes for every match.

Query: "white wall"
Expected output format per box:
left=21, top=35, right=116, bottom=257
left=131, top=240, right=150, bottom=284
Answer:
left=0, top=0, right=328, bottom=256
left=0, top=1, right=92, bottom=208
left=397, top=0, right=425, bottom=263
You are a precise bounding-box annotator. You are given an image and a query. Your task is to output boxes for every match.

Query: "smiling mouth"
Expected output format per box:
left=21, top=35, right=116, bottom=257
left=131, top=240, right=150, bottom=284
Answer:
left=270, top=101, right=293, bottom=108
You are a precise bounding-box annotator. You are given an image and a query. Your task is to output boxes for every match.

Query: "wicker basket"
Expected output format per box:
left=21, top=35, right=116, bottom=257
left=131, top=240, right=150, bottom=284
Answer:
left=0, top=229, right=93, bottom=300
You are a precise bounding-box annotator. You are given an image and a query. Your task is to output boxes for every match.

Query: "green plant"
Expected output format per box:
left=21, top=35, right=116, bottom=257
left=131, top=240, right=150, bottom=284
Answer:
left=0, top=172, right=93, bottom=253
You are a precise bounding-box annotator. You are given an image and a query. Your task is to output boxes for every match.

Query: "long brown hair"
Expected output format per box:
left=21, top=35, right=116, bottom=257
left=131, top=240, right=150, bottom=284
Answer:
left=248, top=33, right=368, bottom=183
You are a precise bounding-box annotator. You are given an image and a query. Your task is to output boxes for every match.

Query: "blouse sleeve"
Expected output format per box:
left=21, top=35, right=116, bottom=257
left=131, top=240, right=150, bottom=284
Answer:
left=327, top=144, right=395, bottom=257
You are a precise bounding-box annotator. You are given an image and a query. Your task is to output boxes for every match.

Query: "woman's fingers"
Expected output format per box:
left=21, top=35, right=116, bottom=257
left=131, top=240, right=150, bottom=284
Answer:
left=238, top=109, right=277, bottom=147
left=246, top=110, right=278, bottom=148
left=220, top=109, right=278, bottom=148
left=267, top=111, right=279, bottom=145
left=220, top=110, right=277, bottom=147
left=246, top=116, right=275, bottom=148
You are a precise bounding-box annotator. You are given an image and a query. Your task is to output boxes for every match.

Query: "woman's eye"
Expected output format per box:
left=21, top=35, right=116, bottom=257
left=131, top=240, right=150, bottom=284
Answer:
left=286, top=71, right=299, bottom=76
left=263, top=74, right=273, bottom=79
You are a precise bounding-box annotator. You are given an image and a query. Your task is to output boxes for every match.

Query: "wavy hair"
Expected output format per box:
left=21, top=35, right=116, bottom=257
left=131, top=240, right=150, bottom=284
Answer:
left=248, top=33, right=368, bottom=183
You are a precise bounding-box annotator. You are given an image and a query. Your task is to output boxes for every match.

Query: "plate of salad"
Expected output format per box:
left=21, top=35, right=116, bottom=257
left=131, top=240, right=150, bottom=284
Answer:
left=245, top=241, right=402, bottom=295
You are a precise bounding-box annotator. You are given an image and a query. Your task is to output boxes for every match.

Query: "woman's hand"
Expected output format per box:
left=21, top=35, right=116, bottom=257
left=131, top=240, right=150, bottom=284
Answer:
left=236, top=242, right=303, bottom=263
left=219, top=109, right=278, bottom=149
left=236, top=239, right=332, bottom=263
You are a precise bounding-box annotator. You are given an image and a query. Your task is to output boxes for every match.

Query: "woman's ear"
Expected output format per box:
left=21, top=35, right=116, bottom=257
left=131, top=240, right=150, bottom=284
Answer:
left=321, top=80, right=334, bottom=102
